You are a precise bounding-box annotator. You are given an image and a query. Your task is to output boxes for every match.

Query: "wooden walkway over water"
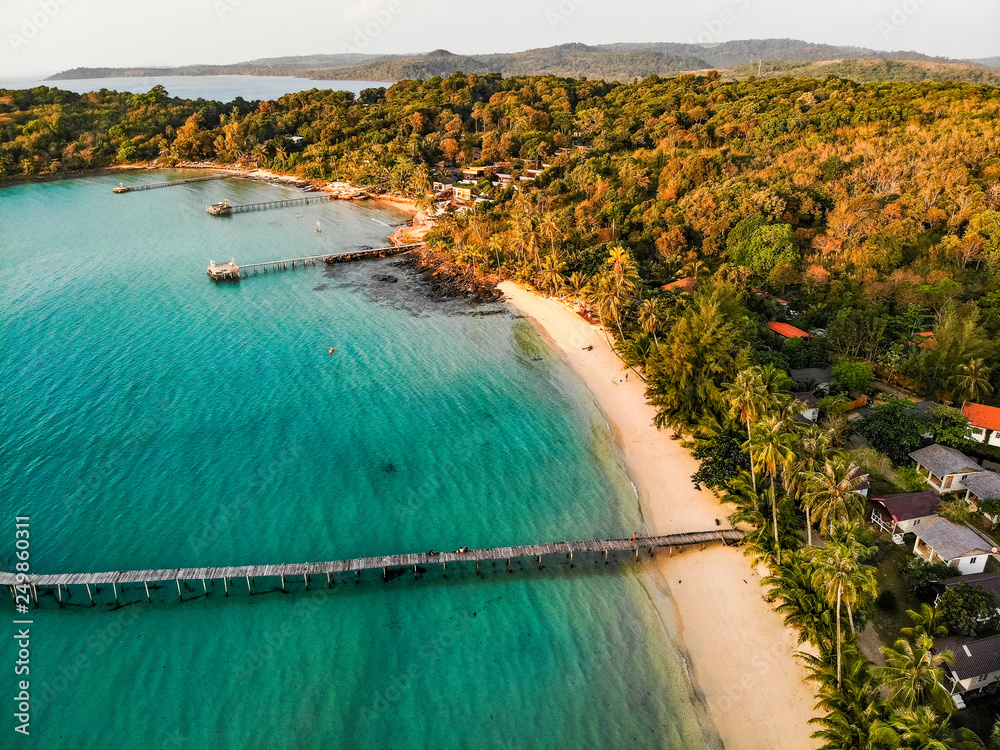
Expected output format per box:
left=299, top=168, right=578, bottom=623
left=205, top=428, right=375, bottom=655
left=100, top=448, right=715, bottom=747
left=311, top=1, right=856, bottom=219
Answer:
left=208, top=244, right=423, bottom=280
left=4, top=530, right=744, bottom=606
left=113, top=174, right=230, bottom=193
left=207, top=193, right=334, bottom=216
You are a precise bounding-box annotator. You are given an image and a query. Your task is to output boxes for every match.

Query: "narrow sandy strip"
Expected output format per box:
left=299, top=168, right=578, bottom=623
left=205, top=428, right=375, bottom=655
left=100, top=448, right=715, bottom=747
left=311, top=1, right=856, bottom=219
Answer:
left=501, top=282, right=817, bottom=750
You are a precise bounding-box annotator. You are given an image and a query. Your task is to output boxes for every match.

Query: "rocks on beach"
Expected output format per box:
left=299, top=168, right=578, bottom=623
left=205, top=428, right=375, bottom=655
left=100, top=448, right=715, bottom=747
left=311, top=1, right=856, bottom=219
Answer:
left=394, top=246, right=503, bottom=303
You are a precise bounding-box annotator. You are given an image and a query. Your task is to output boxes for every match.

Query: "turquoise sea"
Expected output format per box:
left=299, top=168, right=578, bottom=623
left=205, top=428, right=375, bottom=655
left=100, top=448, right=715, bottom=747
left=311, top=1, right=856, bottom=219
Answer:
left=0, top=173, right=720, bottom=749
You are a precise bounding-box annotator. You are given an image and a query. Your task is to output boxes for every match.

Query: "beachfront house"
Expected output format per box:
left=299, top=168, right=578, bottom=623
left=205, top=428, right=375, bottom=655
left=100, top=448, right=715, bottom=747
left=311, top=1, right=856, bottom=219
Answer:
left=936, top=633, right=1000, bottom=707
left=868, top=490, right=940, bottom=541
left=932, top=572, right=1000, bottom=618
left=794, top=392, right=820, bottom=424
left=911, top=517, right=998, bottom=575
left=767, top=322, right=810, bottom=339
left=962, top=470, right=1000, bottom=524
left=963, top=402, right=1000, bottom=447
left=909, top=444, right=982, bottom=495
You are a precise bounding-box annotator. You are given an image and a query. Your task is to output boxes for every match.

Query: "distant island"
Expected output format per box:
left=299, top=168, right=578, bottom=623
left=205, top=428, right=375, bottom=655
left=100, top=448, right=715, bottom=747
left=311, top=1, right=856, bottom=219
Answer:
left=47, top=38, right=1000, bottom=85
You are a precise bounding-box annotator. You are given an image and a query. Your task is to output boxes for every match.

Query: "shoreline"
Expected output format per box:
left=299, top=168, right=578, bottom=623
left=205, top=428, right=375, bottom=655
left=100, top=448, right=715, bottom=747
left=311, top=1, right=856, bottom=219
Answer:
left=500, top=282, right=818, bottom=750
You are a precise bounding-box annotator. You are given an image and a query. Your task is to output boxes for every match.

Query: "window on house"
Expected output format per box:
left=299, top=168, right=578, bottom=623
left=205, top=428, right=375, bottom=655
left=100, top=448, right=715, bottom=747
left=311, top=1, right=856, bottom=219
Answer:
left=970, top=558, right=977, bottom=564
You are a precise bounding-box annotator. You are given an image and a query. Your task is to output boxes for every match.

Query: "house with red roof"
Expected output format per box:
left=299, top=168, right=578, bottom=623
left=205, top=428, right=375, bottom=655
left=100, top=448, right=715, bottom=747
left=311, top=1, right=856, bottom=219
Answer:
left=767, top=321, right=810, bottom=339
left=963, top=402, right=1000, bottom=448
left=868, top=490, right=941, bottom=539
left=661, top=277, right=696, bottom=294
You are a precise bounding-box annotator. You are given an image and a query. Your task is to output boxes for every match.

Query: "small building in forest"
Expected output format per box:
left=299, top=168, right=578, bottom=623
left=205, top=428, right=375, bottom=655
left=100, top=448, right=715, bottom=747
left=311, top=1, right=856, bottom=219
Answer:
left=868, top=490, right=941, bottom=539
left=936, top=633, right=1000, bottom=705
left=909, top=444, right=982, bottom=495
left=911, top=517, right=997, bottom=575
left=767, top=321, right=810, bottom=339
left=963, top=402, right=1000, bottom=448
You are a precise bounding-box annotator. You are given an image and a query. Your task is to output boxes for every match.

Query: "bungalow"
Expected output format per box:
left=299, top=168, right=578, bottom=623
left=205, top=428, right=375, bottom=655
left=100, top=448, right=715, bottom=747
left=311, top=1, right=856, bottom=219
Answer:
left=790, top=367, right=833, bottom=389
left=932, top=572, right=1000, bottom=616
left=452, top=182, right=476, bottom=202
left=868, top=490, right=940, bottom=539
left=794, top=392, right=820, bottom=423
left=962, top=470, right=1000, bottom=524
left=936, top=633, right=1000, bottom=705
left=661, top=277, right=696, bottom=294
left=767, top=322, right=810, bottom=339
left=963, top=402, right=1000, bottom=448
left=911, top=517, right=997, bottom=575
left=754, top=289, right=789, bottom=306
left=432, top=181, right=453, bottom=194
left=909, top=444, right=982, bottom=495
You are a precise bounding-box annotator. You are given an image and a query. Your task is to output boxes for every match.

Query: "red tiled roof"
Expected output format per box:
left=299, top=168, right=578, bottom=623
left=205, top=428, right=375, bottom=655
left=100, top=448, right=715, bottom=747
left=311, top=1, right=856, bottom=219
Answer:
left=964, top=402, right=1000, bottom=432
left=767, top=321, right=810, bottom=338
left=662, top=277, right=696, bottom=293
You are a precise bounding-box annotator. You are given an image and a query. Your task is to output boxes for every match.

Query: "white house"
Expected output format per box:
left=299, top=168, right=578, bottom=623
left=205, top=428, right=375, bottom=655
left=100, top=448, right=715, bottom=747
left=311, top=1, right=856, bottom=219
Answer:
left=963, top=402, right=1000, bottom=448
left=936, top=633, right=1000, bottom=706
left=909, top=444, right=982, bottom=495
left=794, top=392, right=820, bottom=424
left=452, top=182, right=476, bottom=202
left=932, top=572, right=1000, bottom=619
left=962, top=470, right=1000, bottom=524
left=869, top=490, right=940, bottom=540
left=912, top=517, right=998, bottom=575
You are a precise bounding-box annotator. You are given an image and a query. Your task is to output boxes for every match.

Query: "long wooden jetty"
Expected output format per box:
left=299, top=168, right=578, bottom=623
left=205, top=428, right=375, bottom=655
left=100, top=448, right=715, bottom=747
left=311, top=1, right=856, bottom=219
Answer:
left=3, top=530, right=744, bottom=606
left=207, top=193, right=334, bottom=216
left=113, top=174, right=230, bottom=193
left=208, top=244, right=423, bottom=280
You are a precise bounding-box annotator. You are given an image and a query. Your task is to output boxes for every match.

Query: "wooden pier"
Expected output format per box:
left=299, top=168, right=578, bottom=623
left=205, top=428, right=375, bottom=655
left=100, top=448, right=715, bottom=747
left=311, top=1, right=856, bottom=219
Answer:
left=2, top=530, right=744, bottom=607
left=206, top=193, right=334, bottom=216
left=207, top=244, right=423, bottom=281
left=113, top=174, right=230, bottom=193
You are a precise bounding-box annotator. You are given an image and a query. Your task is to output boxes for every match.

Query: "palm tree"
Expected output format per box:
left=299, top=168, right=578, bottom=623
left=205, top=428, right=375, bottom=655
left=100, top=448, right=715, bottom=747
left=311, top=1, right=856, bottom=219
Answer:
left=889, top=705, right=983, bottom=749
left=810, top=534, right=878, bottom=688
left=638, top=299, right=664, bottom=345
left=565, top=272, right=591, bottom=300
left=802, top=460, right=868, bottom=541
left=764, top=554, right=834, bottom=651
left=901, top=604, right=949, bottom=642
left=875, top=634, right=954, bottom=712
left=785, top=426, right=836, bottom=546
left=724, top=471, right=791, bottom=565
left=537, top=254, right=567, bottom=296
left=588, top=273, right=630, bottom=340
left=723, top=368, right=769, bottom=494
left=749, top=413, right=796, bottom=563
left=487, top=234, right=506, bottom=274
left=952, top=357, right=993, bottom=405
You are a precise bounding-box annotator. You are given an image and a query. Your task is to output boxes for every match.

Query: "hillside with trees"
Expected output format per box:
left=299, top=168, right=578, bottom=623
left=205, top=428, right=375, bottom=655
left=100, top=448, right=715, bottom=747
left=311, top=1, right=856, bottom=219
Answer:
left=3, top=70, right=1000, bottom=747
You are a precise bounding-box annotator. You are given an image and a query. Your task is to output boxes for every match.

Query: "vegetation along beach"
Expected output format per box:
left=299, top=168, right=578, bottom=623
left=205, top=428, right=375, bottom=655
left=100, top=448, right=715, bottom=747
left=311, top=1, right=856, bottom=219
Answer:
left=3, top=17, right=1000, bottom=750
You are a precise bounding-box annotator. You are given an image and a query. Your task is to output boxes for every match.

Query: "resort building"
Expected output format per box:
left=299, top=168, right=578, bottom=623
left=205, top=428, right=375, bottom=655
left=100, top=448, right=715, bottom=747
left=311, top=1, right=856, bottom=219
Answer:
left=661, top=277, right=696, bottom=294
left=932, top=572, right=1000, bottom=618
left=794, top=392, right=820, bottom=423
left=936, top=633, right=1000, bottom=707
left=963, top=402, right=1000, bottom=447
left=909, top=444, right=982, bottom=495
left=868, top=491, right=940, bottom=540
left=790, top=367, right=833, bottom=389
left=962, top=470, right=1000, bottom=524
left=766, top=321, right=810, bottom=339
left=452, top=182, right=476, bottom=202
left=911, top=517, right=998, bottom=575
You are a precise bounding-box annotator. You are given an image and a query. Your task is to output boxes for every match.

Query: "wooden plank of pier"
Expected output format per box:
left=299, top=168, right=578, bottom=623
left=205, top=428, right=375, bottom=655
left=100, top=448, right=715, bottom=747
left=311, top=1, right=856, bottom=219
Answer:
left=207, top=193, right=335, bottom=215
left=0, top=530, right=745, bottom=587
left=113, top=174, right=230, bottom=193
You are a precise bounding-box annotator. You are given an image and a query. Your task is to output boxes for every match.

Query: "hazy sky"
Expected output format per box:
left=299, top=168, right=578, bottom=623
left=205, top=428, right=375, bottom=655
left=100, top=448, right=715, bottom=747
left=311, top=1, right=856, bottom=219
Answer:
left=1, top=0, right=996, bottom=77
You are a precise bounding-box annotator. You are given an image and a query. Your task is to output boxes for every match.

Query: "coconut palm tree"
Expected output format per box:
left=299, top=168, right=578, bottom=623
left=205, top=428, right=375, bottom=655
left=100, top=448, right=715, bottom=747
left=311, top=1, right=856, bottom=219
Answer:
left=889, top=705, right=983, bottom=749
left=565, top=272, right=591, bottom=300
left=901, top=604, right=949, bottom=642
left=588, top=272, right=630, bottom=340
left=810, top=534, right=879, bottom=688
left=638, top=299, right=664, bottom=345
left=763, top=554, right=834, bottom=651
left=786, top=426, right=837, bottom=546
left=537, top=254, right=567, bottom=296
left=722, top=368, right=769, bottom=494
left=875, top=634, right=954, bottom=712
left=952, top=357, right=993, bottom=405
left=802, top=460, right=868, bottom=541
left=749, top=413, right=796, bottom=563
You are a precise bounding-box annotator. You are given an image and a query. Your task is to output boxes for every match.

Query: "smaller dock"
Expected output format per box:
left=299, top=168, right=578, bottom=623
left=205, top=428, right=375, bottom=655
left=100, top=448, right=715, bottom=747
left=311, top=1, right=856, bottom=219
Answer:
left=207, top=193, right=334, bottom=216
left=113, top=174, right=229, bottom=193
left=208, top=245, right=423, bottom=281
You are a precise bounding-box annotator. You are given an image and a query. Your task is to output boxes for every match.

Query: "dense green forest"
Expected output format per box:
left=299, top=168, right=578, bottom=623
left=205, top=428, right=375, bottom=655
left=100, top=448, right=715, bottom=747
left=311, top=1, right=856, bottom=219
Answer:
left=3, top=71, right=1000, bottom=747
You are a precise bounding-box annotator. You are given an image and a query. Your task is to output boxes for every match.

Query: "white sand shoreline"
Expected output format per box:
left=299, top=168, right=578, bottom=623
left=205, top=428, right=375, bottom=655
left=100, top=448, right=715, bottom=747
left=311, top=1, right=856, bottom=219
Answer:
left=501, top=282, right=817, bottom=750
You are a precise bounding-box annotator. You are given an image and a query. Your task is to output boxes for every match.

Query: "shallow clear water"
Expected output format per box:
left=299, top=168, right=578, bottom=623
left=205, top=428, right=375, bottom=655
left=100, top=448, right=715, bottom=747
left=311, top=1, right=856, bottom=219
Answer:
left=0, top=76, right=392, bottom=101
left=0, top=173, right=719, bottom=749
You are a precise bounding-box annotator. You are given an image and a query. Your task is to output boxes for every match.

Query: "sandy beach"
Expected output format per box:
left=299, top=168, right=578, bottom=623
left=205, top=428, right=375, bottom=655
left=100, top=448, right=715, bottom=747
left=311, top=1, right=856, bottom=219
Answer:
left=501, top=282, right=817, bottom=750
